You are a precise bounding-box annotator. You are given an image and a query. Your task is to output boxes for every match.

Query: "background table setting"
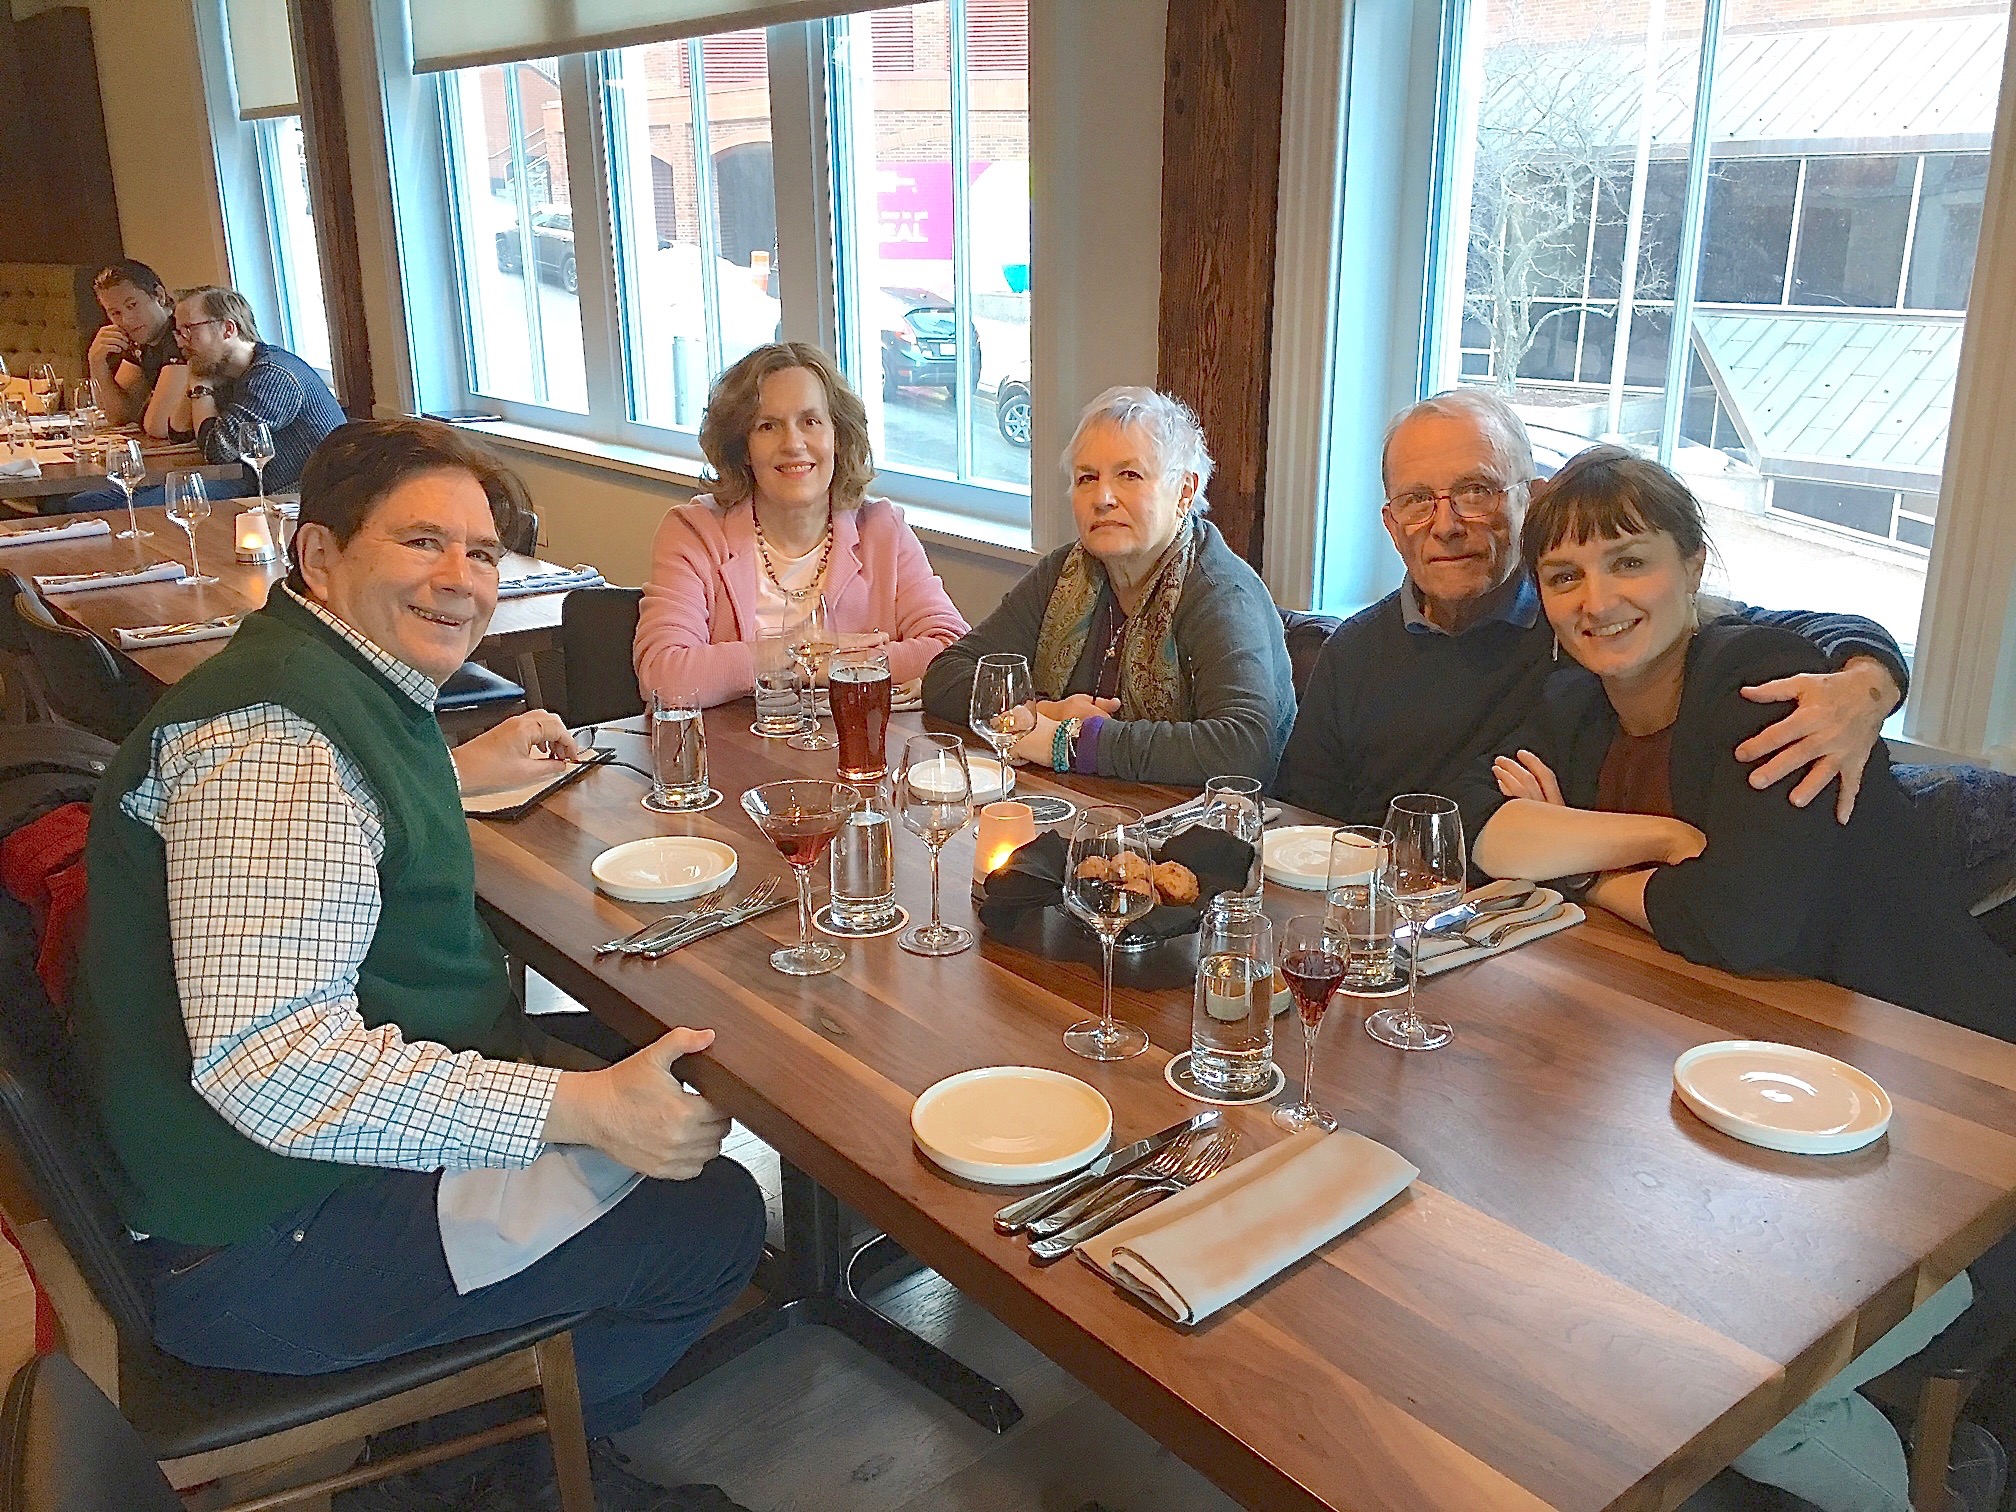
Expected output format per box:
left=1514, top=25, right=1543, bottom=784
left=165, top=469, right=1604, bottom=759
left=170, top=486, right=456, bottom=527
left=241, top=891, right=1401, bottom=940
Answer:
left=461, top=654, right=2016, bottom=1511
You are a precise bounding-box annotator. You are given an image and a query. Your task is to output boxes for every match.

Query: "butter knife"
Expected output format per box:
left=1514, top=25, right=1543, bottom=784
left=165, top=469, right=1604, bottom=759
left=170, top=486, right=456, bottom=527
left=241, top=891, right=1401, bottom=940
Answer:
left=993, top=1109, right=1221, bottom=1234
left=636, top=896, right=792, bottom=958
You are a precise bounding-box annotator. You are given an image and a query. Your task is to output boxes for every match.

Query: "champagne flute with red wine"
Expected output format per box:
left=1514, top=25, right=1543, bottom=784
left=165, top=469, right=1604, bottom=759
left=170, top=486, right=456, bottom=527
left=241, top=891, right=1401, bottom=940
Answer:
left=1275, top=914, right=1346, bottom=1132
left=741, top=780, right=858, bottom=976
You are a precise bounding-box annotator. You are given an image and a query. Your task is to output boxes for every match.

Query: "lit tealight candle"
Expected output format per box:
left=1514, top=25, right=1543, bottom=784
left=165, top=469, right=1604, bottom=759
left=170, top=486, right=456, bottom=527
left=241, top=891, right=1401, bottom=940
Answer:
left=235, top=508, right=280, bottom=564
left=972, top=800, right=1038, bottom=884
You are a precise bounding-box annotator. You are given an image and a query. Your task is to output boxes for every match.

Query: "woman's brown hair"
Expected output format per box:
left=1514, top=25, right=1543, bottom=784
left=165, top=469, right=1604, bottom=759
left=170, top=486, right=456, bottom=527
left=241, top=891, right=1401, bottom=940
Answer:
left=1521, top=444, right=1709, bottom=572
left=698, top=343, right=874, bottom=510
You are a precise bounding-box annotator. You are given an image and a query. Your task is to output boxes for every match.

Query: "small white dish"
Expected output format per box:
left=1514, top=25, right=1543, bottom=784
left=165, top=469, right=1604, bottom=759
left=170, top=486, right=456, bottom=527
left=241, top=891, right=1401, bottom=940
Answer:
left=1673, top=1040, right=1892, bottom=1156
left=911, top=1066, right=1112, bottom=1186
left=1262, top=825, right=1337, bottom=891
left=907, top=754, right=1010, bottom=805
left=591, top=837, right=737, bottom=904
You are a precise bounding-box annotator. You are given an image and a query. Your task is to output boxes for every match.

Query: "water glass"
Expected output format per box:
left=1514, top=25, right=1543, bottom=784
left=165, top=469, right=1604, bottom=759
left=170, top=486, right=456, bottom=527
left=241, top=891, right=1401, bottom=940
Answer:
left=1191, top=901, right=1275, bottom=1097
left=1198, top=774, right=1265, bottom=914
left=4, top=403, right=29, bottom=455
left=752, top=632, right=807, bottom=737
left=1326, top=825, right=1397, bottom=991
left=645, top=689, right=712, bottom=812
left=828, top=783, right=898, bottom=932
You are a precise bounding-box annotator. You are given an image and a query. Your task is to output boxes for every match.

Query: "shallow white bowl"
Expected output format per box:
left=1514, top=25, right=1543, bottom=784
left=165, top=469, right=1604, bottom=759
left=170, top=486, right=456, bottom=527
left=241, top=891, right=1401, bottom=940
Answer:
left=1673, top=1040, right=1892, bottom=1156
left=911, top=1066, right=1112, bottom=1186
left=1261, top=825, right=1337, bottom=891
left=591, top=837, right=738, bottom=904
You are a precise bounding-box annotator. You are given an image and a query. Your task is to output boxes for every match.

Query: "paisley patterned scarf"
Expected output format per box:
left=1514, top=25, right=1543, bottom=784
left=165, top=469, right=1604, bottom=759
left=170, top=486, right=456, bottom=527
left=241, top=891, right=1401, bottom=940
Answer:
left=1031, top=515, right=1198, bottom=723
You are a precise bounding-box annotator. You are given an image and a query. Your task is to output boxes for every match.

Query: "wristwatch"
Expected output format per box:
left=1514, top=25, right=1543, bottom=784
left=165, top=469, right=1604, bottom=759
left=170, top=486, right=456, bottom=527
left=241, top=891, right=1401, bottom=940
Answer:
left=187, top=384, right=215, bottom=399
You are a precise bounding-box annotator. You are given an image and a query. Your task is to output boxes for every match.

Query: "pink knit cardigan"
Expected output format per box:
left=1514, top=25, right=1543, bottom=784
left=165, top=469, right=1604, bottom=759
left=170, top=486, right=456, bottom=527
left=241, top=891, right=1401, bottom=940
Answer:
left=633, top=494, right=970, bottom=708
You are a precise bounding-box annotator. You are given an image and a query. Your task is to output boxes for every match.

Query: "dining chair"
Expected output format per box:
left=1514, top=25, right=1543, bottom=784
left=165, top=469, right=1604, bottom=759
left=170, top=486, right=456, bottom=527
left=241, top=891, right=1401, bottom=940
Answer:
left=556, top=586, right=644, bottom=727
left=1277, top=606, right=1341, bottom=703
left=0, top=1351, right=184, bottom=1512
left=8, top=578, right=151, bottom=744
left=0, top=981, right=597, bottom=1511
left=0, top=579, right=52, bottom=725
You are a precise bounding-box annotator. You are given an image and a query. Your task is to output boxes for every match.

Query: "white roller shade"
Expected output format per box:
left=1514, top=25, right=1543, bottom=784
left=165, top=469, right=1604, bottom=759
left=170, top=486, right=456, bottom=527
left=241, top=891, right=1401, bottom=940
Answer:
left=225, top=0, right=299, bottom=118
left=409, top=0, right=892, bottom=73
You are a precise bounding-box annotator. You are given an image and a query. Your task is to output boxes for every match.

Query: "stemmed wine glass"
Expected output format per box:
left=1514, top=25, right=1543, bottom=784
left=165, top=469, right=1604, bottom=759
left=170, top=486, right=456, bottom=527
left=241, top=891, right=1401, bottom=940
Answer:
left=164, top=471, right=217, bottom=587
left=107, top=440, right=149, bottom=540
left=1276, top=915, right=1345, bottom=1131
left=240, top=419, right=275, bottom=504
left=741, top=780, right=858, bottom=977
left=1369, top=793, right=1466, bottom=1050
left=968, top=653, right=1035, bottom=796
left=893, top=733, right=974, bottom=957
left=1060, top=806, right=1153, bottom=1060
left=785, top=594, right=837, bottom=752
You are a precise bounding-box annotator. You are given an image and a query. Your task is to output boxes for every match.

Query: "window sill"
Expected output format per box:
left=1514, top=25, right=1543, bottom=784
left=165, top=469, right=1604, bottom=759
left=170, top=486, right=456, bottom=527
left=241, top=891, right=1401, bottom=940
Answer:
left=459, top=419, right=1037, bottom=563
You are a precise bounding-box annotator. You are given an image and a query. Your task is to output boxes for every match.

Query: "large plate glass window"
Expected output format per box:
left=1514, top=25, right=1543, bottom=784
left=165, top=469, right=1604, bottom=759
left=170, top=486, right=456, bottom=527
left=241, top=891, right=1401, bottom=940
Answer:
left=606, top=30, right=778, bottom=431
left=1428, top=0, right=2007, bottom=656
left=252, top=115, right=332, bottom=376
left=439, top=59, right=589, bottom=412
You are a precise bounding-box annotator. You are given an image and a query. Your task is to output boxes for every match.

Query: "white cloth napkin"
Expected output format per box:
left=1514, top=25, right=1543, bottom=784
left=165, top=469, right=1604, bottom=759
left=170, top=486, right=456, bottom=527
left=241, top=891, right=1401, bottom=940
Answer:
left=1077, top=1128, right=1417, bottom=1326
left=1410, top=886, right=1584, bottom=977
left=0, top=455, right=40, bottom=480
left=113, top=616, right=241, bottom=650
left=437, top=1146, right=645, bottom=1294
left=0, top=518, right=111, bottom=547
left=496, top=566, right=605, bottom=599
left=35, top=560, right=187, bottom=596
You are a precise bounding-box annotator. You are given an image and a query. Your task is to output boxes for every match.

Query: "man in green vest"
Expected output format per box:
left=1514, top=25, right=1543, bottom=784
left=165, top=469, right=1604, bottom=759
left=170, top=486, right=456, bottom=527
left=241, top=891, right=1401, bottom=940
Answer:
left=77, top=418, right=765, bottom=1511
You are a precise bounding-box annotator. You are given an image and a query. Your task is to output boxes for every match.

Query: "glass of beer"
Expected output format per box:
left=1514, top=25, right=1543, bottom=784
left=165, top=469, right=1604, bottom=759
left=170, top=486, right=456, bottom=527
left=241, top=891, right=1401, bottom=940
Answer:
left=644, top=688, right=712, bottom=812
left=829, top=646, right=892, bottom=783
left=1326, top=825, right=1397, bottom=991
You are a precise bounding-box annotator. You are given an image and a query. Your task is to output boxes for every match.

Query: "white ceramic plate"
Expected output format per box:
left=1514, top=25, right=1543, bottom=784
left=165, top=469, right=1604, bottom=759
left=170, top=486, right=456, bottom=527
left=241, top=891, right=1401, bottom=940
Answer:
left=906, top=754, right=1010, bottom=805
left=911, top=1066, right=1112, bottom=1186
left=591, top=837, right=738, bottom=904
left=1673, top=1040, right=1892, bottom=1156
left=1262, top=825, right=1337, bottom=891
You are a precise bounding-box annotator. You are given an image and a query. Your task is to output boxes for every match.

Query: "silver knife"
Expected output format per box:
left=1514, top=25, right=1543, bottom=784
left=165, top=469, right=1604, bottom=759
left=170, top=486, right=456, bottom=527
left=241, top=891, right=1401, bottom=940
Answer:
left=993, top=1109, right=1221, bottom=1234
left=636, top=896, right=792, bottom=958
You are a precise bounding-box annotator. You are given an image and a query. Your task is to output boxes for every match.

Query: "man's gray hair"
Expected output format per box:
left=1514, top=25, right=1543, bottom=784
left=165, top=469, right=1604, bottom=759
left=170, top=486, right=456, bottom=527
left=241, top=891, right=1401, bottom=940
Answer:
left=1062, top=386, right=1214, bottom=509
left=1380, top=386, right=1535, bottom=492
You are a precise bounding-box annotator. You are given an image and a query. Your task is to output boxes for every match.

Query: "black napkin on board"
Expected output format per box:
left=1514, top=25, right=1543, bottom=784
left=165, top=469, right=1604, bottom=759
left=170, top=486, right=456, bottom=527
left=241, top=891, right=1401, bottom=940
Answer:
left=977, top=826, right=1255, bottom=945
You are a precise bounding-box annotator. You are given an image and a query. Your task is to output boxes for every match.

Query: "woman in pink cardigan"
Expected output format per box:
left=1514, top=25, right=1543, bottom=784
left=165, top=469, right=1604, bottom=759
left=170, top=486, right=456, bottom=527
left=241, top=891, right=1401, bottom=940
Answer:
left=634, top=342, right=969, bottom=707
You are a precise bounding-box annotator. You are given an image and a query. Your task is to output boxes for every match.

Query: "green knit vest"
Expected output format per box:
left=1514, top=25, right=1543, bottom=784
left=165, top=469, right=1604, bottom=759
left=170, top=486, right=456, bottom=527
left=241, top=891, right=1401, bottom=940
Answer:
left=76, top=591, right=524, bottom=1246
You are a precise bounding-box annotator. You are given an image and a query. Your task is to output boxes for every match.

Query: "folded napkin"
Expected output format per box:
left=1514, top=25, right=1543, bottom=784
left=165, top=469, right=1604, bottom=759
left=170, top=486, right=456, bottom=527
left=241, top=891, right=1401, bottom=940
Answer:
left=0, top=519, right=111, bottom=547
left=437, top=1146, right=644, bottom=1294
left=113, top=615, right=241, bottom=650
left=35, top=561, right=187, bottom=595
left=1078, top=1128, right=1417, bottom=1325
left=0, top=455, right=40, bottom=480
left=978, top=825, right=1255, bottom=945
left=1410, top=886, right=1584, bottom=977
left=496, top=565, right=606, bottom=599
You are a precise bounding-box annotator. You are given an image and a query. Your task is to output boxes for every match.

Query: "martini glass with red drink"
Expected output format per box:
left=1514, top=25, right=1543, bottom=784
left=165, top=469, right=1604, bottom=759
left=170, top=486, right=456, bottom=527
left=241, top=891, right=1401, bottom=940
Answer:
left=741, top=780, right=859, bottom=976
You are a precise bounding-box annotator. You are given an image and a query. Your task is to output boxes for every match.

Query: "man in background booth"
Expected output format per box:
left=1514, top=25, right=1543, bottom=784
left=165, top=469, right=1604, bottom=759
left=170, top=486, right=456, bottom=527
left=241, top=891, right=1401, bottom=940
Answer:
left=85, top=260, right=182, bottom=432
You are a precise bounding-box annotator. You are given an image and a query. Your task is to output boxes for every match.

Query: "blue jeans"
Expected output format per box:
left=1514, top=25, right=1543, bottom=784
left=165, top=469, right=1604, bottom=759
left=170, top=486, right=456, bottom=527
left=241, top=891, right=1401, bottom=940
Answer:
left=144, top=1158, right=766, bottom=1438
left=58, top=476, right=255, bottom=514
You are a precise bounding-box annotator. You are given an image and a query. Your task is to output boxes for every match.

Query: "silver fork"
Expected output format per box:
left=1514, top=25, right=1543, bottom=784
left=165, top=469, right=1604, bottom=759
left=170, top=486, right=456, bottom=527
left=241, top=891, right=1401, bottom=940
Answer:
left=1027, top=1131, right=1211, bottom=1238
left=1467, top=901, right=1569, bottom=951
left=630, top=876, right=782, bottom=958
left=595, top=880, right=735, bottom=956
left=1028, top=1132, right=1238, bottom=1263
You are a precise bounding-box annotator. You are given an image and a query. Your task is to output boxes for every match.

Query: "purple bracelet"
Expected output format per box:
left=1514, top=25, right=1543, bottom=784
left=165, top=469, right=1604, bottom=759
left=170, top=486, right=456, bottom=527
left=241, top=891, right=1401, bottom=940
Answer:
left=1073, top=715, right=1105, bottom=775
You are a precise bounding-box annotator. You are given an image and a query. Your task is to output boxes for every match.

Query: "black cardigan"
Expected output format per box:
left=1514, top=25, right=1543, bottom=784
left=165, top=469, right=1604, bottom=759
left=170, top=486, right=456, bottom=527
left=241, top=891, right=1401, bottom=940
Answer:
left=1461, top=622, right=2016, bottom=1039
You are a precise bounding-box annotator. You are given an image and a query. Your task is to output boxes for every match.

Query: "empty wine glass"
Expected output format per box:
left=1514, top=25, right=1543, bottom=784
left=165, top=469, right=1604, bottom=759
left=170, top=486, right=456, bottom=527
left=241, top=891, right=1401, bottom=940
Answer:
left=30, top=364, right=57, bottom=413
left=968, top=653, right=1035, bottom=796
left=1369, top=793, right=1466, bottom=1051
left=1060, top=806, right=1153, bottom=1060
left=240, top=419, right=275, bottom=502
left=893, top=733, right=974, bottom=957
left=741, top=780, right=858, bottom=976
left=107, top=439, right=149, bottom=540
left=164, top=471, right=217, bottom=586
left=1275, top=914, right=1346, bottom=1132
left=785, top=594, right=837, bottom=752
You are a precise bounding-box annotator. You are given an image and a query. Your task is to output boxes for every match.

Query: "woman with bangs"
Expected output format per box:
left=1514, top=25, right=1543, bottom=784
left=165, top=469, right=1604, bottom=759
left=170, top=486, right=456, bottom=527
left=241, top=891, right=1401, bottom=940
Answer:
left=1467, top=445, right=2016, bottom=1036
left=634, top=342, right=968, bottom=707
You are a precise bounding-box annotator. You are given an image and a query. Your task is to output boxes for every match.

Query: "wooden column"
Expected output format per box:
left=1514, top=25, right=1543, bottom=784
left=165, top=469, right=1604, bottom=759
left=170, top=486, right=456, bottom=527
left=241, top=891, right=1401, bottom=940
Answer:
left=288, top=0, right=374, bottom=419
left=1156, top=0, right=1288, bottom=570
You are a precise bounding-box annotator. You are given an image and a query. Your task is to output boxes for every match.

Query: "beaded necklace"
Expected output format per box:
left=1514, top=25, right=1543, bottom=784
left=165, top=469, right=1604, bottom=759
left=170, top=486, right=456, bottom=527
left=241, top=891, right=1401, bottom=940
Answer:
left=753, top=506, right=834, bottom=603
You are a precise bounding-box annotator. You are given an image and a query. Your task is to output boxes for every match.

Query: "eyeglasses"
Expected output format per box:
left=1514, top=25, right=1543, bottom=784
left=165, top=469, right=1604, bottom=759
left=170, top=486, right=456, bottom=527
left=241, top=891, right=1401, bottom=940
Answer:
left=1384, top=482, right=1510, bottom=527
left=174, top=319, right=223, bottom=339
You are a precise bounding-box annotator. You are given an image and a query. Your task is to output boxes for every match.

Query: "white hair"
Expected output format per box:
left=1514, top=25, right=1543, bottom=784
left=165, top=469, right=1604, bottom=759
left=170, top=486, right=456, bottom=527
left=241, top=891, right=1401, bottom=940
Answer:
left=1380, top=386, right=1536, bottom=493
left=1062, top=386, right=1214, bottom=509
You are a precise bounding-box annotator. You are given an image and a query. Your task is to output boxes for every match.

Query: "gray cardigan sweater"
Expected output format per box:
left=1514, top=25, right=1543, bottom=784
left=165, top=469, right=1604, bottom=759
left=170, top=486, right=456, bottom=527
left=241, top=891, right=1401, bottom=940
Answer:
left=923, top=518, right=1295, bottom=786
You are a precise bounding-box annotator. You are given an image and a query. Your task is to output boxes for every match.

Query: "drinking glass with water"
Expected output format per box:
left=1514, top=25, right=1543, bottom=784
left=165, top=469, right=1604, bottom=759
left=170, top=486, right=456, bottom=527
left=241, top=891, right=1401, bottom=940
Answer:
left=1190, top=900, right=1275, bottom=1098
left=752, top=631, right=807, bottom=738
left=644, top=689, right=712, bottom=813
left=1325, top=825, right=1396, bottom=991
left=1198, top=774, right=1265, bottom=914
left=827, top=782, right=898, bottom=934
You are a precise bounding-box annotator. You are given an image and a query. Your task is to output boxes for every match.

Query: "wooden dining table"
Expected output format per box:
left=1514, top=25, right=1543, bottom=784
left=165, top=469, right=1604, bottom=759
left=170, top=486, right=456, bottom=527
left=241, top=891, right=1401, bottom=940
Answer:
left=0, top=433, right=239, bottom=507
left=467, top=708, right=2016, bottom=1512
left=0, top=505, right=577, bottom=689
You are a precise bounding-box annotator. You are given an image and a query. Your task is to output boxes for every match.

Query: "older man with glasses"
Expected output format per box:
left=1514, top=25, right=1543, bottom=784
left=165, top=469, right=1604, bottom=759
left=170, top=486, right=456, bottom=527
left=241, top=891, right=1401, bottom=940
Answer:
left=1272, top=387, right=1910, bottom=829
